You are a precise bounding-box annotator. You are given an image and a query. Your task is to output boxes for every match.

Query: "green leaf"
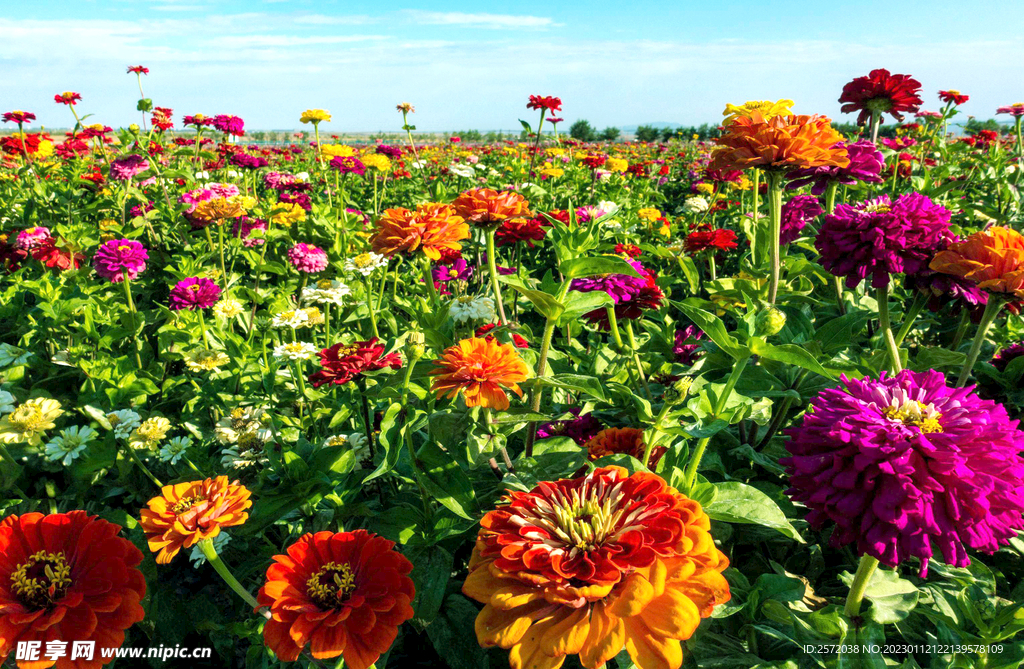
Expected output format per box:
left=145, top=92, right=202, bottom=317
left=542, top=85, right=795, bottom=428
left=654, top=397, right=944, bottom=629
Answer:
left=706, top=482, right=805, bottom=543
left=499, top=275, right=564, bottom=321
left=839, top=568, right=919, bottom=624
left=533, top=373, right=607, bottom=401
left=748, top=336, right=835, bottom=380
left=405, top=545, right=454, bottom=627
left=519, top=119, right=534, bottom=133
left=677, top=255, right=700, bottom=293
left=558, top=255, right=644, bottom=280
left=677, top=303, right=749, bottom=360
left=426, top=595, right=490, bottom=669
left=413, top=440, right=478, bottom=520
left=557, top=290, right=613, bottom=325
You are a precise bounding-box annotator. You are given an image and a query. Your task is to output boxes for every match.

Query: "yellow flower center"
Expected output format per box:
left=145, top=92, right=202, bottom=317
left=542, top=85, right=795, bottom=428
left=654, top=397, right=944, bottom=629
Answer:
left=8, top=405, right=44, bottom=433
left=552, top=497, right=620, bottom=551
left=317, top=279, right=333, bottom=289
left=883, top=400, right=943, bottom=433
left=862, top=203, right=891, bottom=214
left=352, top=254, right=374, bottom=268
left=306, top=562, right=357, bottom=609
left=172, top=495, right=203, bottom=514
left=11, top=550, right=73, bottom=610
left=448, top=269, right=460, bottom=278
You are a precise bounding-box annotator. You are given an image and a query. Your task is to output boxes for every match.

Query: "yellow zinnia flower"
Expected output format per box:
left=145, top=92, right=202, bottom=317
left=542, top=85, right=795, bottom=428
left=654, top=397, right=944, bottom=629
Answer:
left=362, top=154, right=392, bottom=173
left=300, top=109, right=332, bottom=124
left=321, top=144, right=355, bottom=159
left=270, top=202, right=306, bottom=227
left=0, top=398, right=63, bottom=447
left=604, top=157, right=628, bottom=172
left=636, top=207, right=662, bottom=221
left=722, top=99, right=795, bottom=125
left=130, top=417, right=171, bottom=450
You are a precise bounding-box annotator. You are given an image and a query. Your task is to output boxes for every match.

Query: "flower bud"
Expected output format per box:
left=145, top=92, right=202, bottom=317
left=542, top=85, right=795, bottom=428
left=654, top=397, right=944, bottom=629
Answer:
left=754, top=307, right=787, bottom=337
left=663, top=376, right=693, bottom=406
left=405, top=332, right=426, bottom=360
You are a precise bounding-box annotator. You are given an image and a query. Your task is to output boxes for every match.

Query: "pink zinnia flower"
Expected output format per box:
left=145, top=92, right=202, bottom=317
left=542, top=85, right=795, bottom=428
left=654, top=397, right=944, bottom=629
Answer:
left=996, top=103, right=1024, bottom=118
left=286, top=243, right=328, bottom=274
left=168, top=277, right=222, bottom=311
left=93, top=239, right=148, bottom=283
left=109, top=155, right=150, bottom=181
left=15, top=227, right=51, bottom=250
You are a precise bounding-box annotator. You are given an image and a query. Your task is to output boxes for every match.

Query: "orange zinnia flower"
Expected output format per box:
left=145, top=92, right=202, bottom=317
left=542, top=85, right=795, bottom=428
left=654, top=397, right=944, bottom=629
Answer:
left=463, top=466, right=730, bottom=669
left=709, top=112, right=849, bottom=173
left=140, top=476, right=252, bottom=564
left=929, top=226, right=1024, bottom=297
left=452, top=188, right=531, bottom=227
left=584, top=427, right=665, bottom=469
left=257, top=529, right=414, bottom=667
left=371, top=202, right=469, bottom=260
left=429, top=337, right=530, bottom=410
left=0, top=511, right=146, bottom=669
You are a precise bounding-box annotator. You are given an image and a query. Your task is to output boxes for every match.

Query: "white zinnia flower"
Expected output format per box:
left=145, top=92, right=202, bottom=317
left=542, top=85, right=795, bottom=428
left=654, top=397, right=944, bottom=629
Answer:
left=683, top=196, right=710, bottom=214
left=213, top=298, right=245, bottom=319
left=344, top=252, right=388, bottom=276
left=107, top=409, right=142, bottom=440
left=273, top=341, right=319, bottom=361
left=159, top=436, right=193, bottom=465
left=450, top=164, right=475, bottom=178
left=271, top=309, right=310, bottom=329
left=449, top=295, right=495, bottom=323
left=44, top=425, right=96, bottom=465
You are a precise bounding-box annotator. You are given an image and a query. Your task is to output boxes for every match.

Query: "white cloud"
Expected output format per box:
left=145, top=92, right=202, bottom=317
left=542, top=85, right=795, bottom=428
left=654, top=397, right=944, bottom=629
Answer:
left=402, top=11, right=559, bottom=29
left=292, top=14, right=378, bottom=25
left=217, top=34, right=387, bottom=48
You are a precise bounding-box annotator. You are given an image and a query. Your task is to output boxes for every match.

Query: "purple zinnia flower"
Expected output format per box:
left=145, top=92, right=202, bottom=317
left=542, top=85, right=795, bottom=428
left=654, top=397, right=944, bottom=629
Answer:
left=780, top=195, right=823, bottom=245
left=673, top=325, right=705, bottom=365
left=233, top=216, right=267, bottom=247
left=783, top=369, right=1024, bottom=576
left=816, top=193, right=952, bottom=289
left=535, top=407, right=603, bottom=445
left=212, top=114, right=244, bottom=136
left=109, top=154, right=150, bottom=181
left=287, top=243, right=328, bottom=274
left=169, top=277, right=221, bottom=310
left=570, top=259, right=650, bottom=303
left=787, top=141, right=885, bottom=196
left=991, top=342, right=1024, bottom=372
left=230, top=153, right=268, bottom=170
left=432, top=258, right=473, bottom=283
left=375, top=144, right=402, bottom=158
left=329, top=156, right=366, bottom=176
left=93, top=238, right=148, bottom=283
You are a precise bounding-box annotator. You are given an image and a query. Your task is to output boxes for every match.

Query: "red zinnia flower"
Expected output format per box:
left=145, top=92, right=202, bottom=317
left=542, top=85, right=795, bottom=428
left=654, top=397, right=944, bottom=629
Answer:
left=494, top=216, right=548, bottom=247
left=527, top=95, right=562, bottom=113
left=938, top=89, right=968, bottom=105
left=2, top=111, right=35, bottom=125
left=53, top=92, right=82, bottom=106
left=839, top=69, right=922, bottom=125
left=126, top=65, right=149, bottom=75
left=309, top=338, right=402, bottom=387
left=258, top=530, right=414, bottom=667
left=476, top=323, right=529, bottom=348
left=31, top=239, right=84, bottom=272
left=0, top=511, right=147, bottom=669
left=685, top=226, right=739, bottom=253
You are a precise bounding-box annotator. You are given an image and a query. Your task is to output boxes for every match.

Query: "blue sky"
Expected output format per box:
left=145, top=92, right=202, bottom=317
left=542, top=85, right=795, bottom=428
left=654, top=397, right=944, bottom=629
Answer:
left=3, top=0, right=1023, bottom=131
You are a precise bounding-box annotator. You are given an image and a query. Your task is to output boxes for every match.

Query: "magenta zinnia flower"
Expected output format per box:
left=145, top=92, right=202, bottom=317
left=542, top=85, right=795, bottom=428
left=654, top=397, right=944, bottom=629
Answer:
left=169, top=277, right=221, bottom=310
left=329, top=156, right=366, bottom=176
left=991, top=342, right=1024, bottom=373
left=570, top=259, right=649, bottom=303
left=212, top=114, right=245, bottom=136
left=815, top=193, right=951, bottom=289
left=286, top=243, right=328, bottom=274
left=783, top=370, right=1024, bottom=576
left=109, top=155, right=150, bottom=181
left=93, top=239, right=148, bottom=283
left=535, top=407, right=603, bottom=445
left=15, top=226, right=51, bottom=250
left=780, top=194, right=823, bottom=245
left=673, top=325, right=705, bottom=365
left=787, top=141, right=884, bottom=195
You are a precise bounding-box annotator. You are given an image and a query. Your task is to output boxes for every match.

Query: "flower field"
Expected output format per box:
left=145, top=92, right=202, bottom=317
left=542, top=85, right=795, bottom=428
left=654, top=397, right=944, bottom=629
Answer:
left=1, top=70, right=1024, bottom=669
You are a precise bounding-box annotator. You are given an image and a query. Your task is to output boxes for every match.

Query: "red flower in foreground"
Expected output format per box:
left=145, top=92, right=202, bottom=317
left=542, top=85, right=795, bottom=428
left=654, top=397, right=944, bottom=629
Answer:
left=126, top=65, right=149, bottom=75
left=839, top=69, right=922, bottom=125
left=938, top=89, right=968, bottom=105
left=0, top=511, right=147, bottom=669
left=685, top=226, right=738, bottom=253
left=2, top=111, right=35, bottom=125
left=494, top=216, right=548, bottom=247
left=257, top=530, right=414, bottom=667
left=53, top=92, right=82, bottom=106
left=31, top=238, right=84, bottom=272
left=527, top=95, right=562, bottom=113
left=309, top=338, right=402, bottom=387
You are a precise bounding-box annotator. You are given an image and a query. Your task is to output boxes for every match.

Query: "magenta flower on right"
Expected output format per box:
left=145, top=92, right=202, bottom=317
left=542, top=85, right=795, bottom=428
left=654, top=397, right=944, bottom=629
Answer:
left=782, top=369, right=1024, bottom=576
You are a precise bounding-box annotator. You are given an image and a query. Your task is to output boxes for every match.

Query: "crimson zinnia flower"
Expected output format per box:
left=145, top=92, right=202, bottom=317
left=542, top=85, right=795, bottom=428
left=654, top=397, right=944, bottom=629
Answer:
left=258, top=530, right=414, bottom=666
left=783, top=370, right=1024, bottom=576
left=838, top=69, right=922, bottom=125
left=126, top=65, right=149, bottom=75
left=685, top=226, right=738, bottom=253
left=0, top=511, right=147, bottom=668
left=309, top=339, right=402, bottom=387
left=938, top=89, right=968, bottom=105
left=2, top=111, right=35, bottom=125
left=53, top=92, right=82, bottom=106
left=168, top=277, right=222, bottom=310
left=527, top=95, right=562, bottom=113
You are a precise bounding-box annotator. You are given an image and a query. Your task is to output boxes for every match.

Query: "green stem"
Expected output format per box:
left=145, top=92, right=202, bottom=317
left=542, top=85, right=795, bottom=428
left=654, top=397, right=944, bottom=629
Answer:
left=893, top=291, right=927, bottom=347
left=957, top=298, right=1002, bottom=387
left=422, top=257, right=439, bottom=309
left=606, top=307, right=625, bottom=350
left=683, top=356, right=749, bottom=490
left=485, top=228, right=508, bottom=325
left=641, top=402, right=673, bottom=469
left=950, top=310, right=970, bottom=351
left=199, top=539, right=262, bottom=611
left=844, top=555, right=880, bottom=618
left=876, top=285, right=903, bottom=373
left=365, top=277, right=379, bottom=339
left=124, top=443, right=164, bottom=488
left=625, top=322, right=653, bottom=402
left=750, top=169, right=761, bottom=259
left=122, top=277, right=144, bottom=370
left=523, top=281, right=572, bottom=458
left=766, top=171, right=784, bottom=304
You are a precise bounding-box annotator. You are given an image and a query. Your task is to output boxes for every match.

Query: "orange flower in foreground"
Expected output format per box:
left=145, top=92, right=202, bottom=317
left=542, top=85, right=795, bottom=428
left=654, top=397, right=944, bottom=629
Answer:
left=929, top=226, right=1024, bottom=297
left=463, top=466, right=730, bottom=669
left=257, top=529, right=414, bottom=667
left=452, top=188, right=531, bottom=227
left=140, top=476, right=252, bottom=564
left=0, top=511, right=146, bottom=669
left=430, top=337, right=530, bottom=410
left=371, top=202, right=469, bottom=260
left=584, top=427, right=665, bottom=469
left=709, top=111, right=849, bottom=173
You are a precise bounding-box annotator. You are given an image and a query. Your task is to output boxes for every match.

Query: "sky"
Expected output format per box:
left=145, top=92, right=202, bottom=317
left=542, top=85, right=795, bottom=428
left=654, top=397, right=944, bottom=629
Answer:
left=3, top=0, right=1024, bottom=132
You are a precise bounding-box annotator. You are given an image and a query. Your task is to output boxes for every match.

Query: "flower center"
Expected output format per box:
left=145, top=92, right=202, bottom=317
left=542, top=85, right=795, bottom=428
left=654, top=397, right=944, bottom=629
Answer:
left=336, top=345, right=358, bottom=356
left=9, top=405, right=44, bottom=433
left=11, top=550, right=73, bottom=610
left=353, top=254, right=373, bottom=268
left=306, top=562, right=357, bottom=609
left=552, top=497, right=619, bottom=551
left=861, top=203, right=891, bottom=214
left=317, top=279, right=333, bottom=289
left=448, top=268, right=460, bottom=278
left=172, top=495, right=203, bottom=514
left=883, top=400, right=943, bottom=433
left=865, top=97, right=894, bottom=113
